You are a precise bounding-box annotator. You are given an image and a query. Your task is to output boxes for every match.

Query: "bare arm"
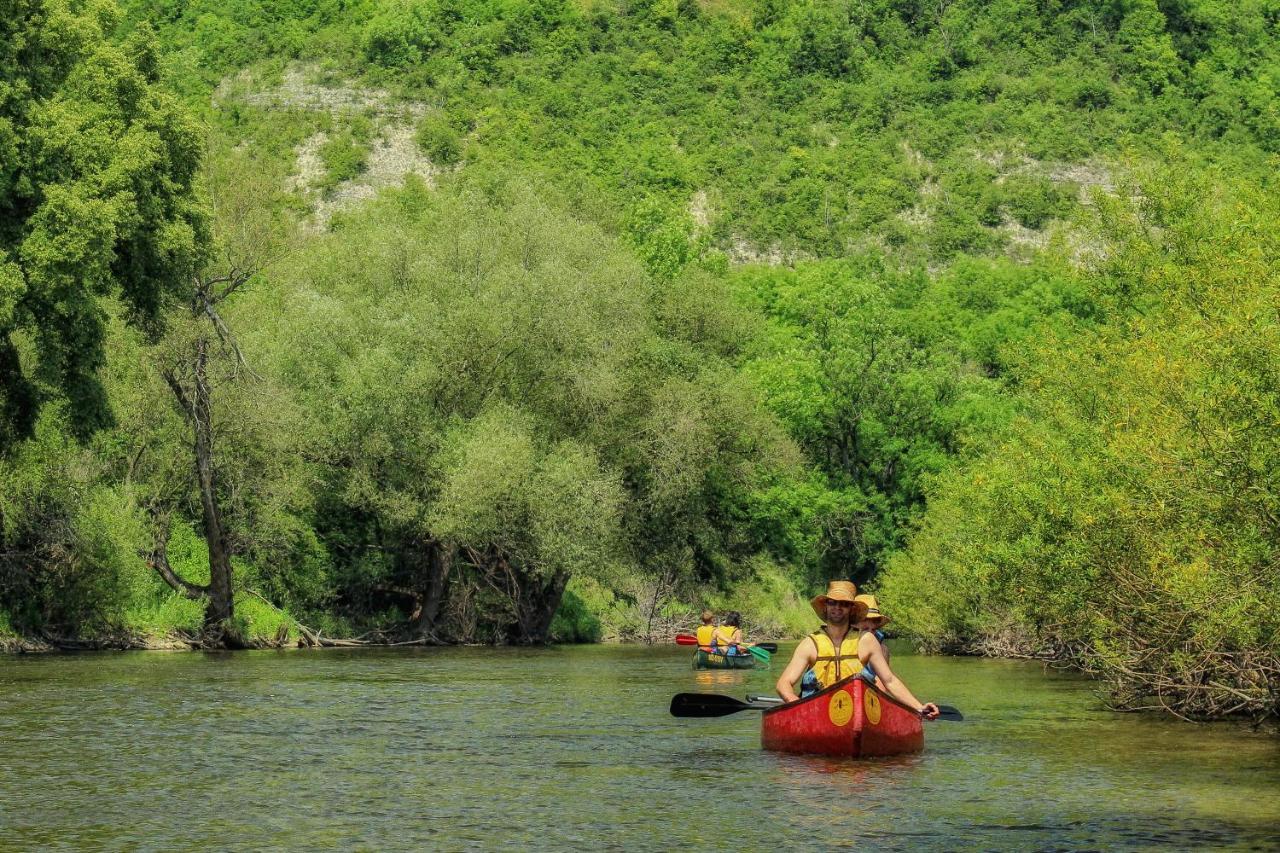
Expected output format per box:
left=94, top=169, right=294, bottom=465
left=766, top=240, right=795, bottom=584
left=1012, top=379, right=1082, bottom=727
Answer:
left=875, top=643, right=890, bottom=692
left=776, top=637, right=817, bottom=703
left=858, top=633, right=939, bottom=719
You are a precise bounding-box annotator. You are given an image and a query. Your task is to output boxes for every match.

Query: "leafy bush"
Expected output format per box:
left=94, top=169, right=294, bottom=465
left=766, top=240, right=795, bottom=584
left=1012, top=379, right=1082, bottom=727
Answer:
left=416, top=111, right=463, bottom=164
left=317, top=129, right=369, bottom=189
left=1000, top=174, right=1075, bottom=229
left=231, top=592, right=296, bottom=644
left=362, top=3, right=440, bottom=67
left=548, top=586, right=602, bottom=642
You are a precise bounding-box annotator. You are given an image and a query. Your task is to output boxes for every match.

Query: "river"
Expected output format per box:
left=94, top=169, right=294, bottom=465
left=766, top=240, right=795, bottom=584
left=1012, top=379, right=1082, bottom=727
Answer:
left=1, top=644, right=1277, bottom=850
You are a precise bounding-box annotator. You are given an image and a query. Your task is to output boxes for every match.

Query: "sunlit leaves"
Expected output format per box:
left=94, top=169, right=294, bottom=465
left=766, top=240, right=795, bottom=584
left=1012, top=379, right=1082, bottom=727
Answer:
left=1, top=1, right=208, bottom=448
left=884, top=165, right=1280, bottom=717
left=233, top=178, right=793, bottom=636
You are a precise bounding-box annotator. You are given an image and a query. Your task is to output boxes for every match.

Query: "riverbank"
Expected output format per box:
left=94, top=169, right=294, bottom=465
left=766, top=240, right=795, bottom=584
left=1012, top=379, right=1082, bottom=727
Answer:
left=0, top=632, right=245, bottom=654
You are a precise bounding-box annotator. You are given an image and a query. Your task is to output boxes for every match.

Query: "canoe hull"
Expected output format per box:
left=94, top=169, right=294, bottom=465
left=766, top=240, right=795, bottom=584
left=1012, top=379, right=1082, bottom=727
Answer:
left=760, top=676, right=923, bottom=758
left=693, top=649, right=756, bottom=670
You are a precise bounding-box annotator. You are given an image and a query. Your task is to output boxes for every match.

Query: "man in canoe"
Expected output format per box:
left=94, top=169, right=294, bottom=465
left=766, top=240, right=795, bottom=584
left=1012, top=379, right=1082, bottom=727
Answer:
left=776, top=580, right=940, bottom=720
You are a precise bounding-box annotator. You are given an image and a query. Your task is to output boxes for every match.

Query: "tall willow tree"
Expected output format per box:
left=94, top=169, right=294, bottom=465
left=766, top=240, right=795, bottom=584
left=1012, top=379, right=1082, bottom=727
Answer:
left=79, top=133, right=308, bottom=646
left=0, top=2, right=207, bottom=451
left=243, top=179, right=796, bottom=643
left=140, top=145, right=296, bottom=641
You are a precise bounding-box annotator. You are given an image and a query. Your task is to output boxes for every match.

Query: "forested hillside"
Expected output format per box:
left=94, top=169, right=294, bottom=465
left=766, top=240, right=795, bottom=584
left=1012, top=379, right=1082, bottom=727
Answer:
left=1, top=0, right=1276, bottom=718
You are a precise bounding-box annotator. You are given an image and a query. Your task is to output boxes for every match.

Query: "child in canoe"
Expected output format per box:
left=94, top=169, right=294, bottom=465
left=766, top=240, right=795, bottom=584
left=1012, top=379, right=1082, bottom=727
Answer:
left=695, top=610, right=717, bottom=649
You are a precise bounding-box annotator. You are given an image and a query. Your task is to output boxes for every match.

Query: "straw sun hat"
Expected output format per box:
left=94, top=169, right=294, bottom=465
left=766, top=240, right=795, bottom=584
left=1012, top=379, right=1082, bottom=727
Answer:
left=853, top=593, right=891, bottom=626
left=810, top=580, right=858, bottom=621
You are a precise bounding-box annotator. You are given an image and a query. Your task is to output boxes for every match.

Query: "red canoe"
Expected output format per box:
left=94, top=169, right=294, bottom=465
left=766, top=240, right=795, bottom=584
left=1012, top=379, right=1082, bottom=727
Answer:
left=761, top=675, right=924, bottom=758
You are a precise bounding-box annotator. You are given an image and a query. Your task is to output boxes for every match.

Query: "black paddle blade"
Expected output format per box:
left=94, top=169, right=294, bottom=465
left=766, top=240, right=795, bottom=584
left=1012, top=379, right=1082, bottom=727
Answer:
left=935, top=705, right=964, bottom=721
left=670, top=693, right=768, bottom=718
left=756, top=643, right=779, bottom=653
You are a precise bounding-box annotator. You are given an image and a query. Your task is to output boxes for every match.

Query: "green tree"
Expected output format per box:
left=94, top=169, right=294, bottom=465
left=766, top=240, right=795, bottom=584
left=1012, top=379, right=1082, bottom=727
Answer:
left=0, top=3, right=208, bottom=451
left=240, top=178, right=797, bottom=642
left=133, top=141, right=301, bottom=643
left=882, top=163, right=1280, bottom=720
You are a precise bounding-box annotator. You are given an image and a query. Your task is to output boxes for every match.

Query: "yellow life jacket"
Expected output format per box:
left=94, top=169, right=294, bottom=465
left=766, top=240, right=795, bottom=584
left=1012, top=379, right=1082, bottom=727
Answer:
left=808, top=627, right=860, bottom=689
left=712, top=626, right=738, bottom=648
left=696, top=624, right=716, bottom=646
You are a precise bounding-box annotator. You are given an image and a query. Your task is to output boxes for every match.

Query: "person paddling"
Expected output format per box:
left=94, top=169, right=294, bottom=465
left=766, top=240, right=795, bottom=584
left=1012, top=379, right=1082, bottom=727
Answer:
left=776, top=580, right=861, bottom=702
left=776, top=581, right=940, bottom=720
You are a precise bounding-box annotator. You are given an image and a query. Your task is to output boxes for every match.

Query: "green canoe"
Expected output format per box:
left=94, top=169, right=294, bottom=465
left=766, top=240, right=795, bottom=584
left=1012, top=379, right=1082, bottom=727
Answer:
left=693, top=649, right=757, bottom=670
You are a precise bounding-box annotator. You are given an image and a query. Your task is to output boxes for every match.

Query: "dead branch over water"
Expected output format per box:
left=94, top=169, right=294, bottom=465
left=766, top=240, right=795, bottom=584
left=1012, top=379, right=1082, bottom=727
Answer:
left=929, top=622, right=1278, bottom=723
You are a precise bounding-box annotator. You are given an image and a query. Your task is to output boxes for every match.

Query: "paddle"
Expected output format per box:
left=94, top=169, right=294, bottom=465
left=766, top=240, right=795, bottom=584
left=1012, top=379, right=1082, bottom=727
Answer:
left=689, top=693, right=965, bottom=721
left=670, top=692, right=778, bottom=717
left=746, top=644, right=771, bottom=663
left=673, top=634, right=778, bottom=653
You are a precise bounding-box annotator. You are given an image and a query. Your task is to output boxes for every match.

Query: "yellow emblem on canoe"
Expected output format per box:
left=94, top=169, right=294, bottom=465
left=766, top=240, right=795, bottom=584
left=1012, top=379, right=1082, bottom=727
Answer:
left=828, top=689, right=854, bottom=727
left=864, top=689, right=882, bottom=725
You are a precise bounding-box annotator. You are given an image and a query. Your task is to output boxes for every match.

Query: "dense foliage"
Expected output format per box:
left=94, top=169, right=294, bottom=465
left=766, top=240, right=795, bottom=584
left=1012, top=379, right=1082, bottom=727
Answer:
left=0, top=0, right=207, bottom=448
left=126, top=0, right=1279, bottom=261
left=881, top=164, right=1280, bottom=719
left=234, top=179, right=798, bottom=642
left=728, top=253, right=1090, bottom=582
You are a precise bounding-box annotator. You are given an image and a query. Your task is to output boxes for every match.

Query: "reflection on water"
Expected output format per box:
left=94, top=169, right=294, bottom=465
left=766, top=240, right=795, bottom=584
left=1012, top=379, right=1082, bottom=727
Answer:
left=692, top=668, right=758, bottom=688
left=0, top=644, right=1277, bottom=850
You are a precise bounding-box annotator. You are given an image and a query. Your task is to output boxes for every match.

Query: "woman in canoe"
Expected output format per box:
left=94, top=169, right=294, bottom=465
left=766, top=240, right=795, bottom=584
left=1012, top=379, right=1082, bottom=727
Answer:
left=852, top=593, right=939, bottom=719
left=712, top=611, right=751, bottom=657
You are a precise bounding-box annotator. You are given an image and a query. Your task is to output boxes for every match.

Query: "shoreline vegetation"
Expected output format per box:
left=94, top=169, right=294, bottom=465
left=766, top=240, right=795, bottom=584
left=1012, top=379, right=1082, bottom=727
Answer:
left=2, top=0, right=1277, bottom=721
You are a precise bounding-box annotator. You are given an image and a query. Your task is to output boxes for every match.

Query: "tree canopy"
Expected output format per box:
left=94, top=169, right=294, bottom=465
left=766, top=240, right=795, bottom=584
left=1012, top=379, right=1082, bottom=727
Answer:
left=880, top=163, right=1280, bottom=719
left=0, top=0, right=208, bottom=449
left=235, top=179, right=799, bottom=641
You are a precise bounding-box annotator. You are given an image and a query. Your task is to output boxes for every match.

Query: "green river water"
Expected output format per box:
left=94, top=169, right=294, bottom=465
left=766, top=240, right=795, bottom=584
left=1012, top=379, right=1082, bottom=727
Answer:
left=1, top=643, right=1277, bottom=851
